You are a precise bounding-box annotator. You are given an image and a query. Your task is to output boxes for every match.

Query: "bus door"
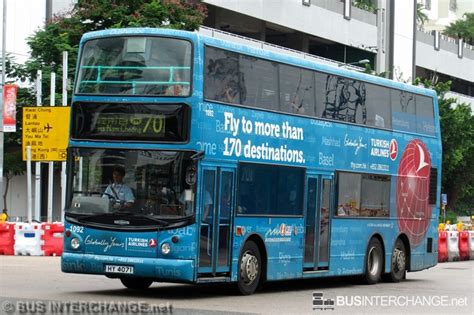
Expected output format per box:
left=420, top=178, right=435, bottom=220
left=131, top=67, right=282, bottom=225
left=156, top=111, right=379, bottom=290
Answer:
left=304, top=174, right=332, bottom=271
left=198, top=167, right=235, bottom=275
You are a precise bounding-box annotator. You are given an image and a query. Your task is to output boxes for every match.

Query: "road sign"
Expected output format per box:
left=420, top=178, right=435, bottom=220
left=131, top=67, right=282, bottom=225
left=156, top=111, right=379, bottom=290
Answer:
left=22, top=106, right=70, bottom=161
left=441, top=193, right=447, bottom=205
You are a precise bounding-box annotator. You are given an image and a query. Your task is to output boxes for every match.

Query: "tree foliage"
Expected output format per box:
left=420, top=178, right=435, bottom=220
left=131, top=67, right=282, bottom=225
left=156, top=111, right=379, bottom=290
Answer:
left=416, top=3, right=428, bottom=26
left=415, top=78, right=474, bottom=213
left=353, top=0, right=377, bottom=13
left=444, top=13, right=474, bottom=45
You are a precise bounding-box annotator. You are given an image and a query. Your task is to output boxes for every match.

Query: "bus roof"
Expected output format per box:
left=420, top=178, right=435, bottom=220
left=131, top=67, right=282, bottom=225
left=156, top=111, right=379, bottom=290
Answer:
left=80, top=27, right=437, bottom=99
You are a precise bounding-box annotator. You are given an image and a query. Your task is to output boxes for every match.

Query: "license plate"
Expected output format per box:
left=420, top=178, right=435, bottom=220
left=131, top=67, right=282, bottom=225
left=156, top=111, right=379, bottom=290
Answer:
left=104, top=265, right=134, bottom=274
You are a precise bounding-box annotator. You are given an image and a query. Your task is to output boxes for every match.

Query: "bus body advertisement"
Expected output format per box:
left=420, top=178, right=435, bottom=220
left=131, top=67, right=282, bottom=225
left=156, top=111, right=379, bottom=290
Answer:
left=62, top=27, right=441, bottom=294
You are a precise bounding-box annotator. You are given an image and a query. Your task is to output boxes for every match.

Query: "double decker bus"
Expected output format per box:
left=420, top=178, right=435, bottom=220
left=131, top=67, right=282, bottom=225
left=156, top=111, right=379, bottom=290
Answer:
left=62, top=27, right=441, bottom=295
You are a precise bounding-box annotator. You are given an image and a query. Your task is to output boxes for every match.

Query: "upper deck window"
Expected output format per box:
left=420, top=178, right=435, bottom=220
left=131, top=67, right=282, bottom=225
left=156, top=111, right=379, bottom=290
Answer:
left=76, top=36, right=192, bottom=96
left=204, top=45, right=437, bottom=137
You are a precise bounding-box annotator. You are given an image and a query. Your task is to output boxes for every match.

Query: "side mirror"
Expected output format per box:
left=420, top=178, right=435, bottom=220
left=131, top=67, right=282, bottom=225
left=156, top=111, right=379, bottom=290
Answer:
left=186, top=165, right=197, bottom=185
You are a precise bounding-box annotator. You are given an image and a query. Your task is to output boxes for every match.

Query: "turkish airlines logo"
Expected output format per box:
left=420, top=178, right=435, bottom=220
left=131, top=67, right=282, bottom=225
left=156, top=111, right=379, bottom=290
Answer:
left=389, top=139, right=398, bottom=161
left=149, top=239, right=157, bottom=248
left=415, top=143, right=430, bottom=178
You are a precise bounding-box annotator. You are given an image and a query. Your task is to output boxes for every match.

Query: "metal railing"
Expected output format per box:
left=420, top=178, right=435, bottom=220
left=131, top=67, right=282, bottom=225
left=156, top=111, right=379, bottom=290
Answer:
left=198, top=26, right=366, bottom=71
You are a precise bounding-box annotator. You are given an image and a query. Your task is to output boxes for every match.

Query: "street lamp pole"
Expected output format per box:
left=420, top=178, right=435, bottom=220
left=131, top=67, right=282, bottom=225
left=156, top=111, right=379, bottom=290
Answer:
left=0, top=0, right=7, bottom=183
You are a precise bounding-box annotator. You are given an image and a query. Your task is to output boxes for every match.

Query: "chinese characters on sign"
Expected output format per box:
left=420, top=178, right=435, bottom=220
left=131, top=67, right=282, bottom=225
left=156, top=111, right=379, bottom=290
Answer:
left=22, top=107, right=71, bottom=161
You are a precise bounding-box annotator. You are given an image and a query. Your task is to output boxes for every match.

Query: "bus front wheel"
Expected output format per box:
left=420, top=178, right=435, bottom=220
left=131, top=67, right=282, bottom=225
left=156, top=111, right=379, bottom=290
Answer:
left=237, top=241, right=261, bottom=295
left=120, top=277, right=153, bottom=290
left=385, top=238, right=406, bottom=282
left=363, top=238, right=383, bottom=284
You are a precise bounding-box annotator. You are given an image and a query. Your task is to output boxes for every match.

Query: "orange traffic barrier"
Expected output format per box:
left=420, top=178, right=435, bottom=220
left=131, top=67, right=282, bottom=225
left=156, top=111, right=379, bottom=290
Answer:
left=438, top=231, right=448, bottom=262
left=0, top=223, right=15, bottom=255
left=41, top=223, right=64, bottom=256
left=458, top=231, right=470, bottom=261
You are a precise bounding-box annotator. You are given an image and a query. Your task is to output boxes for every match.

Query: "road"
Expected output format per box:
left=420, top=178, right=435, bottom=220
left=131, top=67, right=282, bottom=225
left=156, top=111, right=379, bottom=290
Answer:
left=0, top=256, right=472, bottom=314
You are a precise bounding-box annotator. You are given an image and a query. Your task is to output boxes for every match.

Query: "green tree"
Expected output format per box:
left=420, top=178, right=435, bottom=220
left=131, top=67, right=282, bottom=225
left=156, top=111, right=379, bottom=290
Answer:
left=416, top=3, right=428, bottom=26
left=353, top=0, right=377, bottom=13
left=415, top=78, right=474, bottom=213
left=444, top=13, right=474, bottom=45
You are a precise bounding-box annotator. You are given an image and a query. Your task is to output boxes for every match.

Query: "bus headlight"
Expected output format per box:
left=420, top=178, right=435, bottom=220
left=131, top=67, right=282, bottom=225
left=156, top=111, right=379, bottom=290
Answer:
left=161, top=242, right=171, bottom=255
left=70, top=237, right=81, bottom=250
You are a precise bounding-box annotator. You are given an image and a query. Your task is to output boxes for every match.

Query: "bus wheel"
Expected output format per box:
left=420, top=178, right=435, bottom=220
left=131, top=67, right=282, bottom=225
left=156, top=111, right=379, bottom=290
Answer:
left=120, top=277, right=153, bottom=290
left=237, top=241, right=261, bottom=295
left=385, top=239, right=406, bottom=282
left=363, top=238, right=383, bottom=284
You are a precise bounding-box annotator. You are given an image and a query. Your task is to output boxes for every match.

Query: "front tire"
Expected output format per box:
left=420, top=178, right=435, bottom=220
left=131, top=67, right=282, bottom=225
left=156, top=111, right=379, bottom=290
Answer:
left=237, top=241, right=262, bottom=295
left=385, top=238, right=406, bottom=282
left=120, top=277, right=153, bottom=290
left=363, top=238, right=383, bottom=284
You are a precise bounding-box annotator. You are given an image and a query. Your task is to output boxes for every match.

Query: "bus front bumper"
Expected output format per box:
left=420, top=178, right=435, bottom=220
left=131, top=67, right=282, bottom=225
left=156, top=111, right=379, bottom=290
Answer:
left=61, top=252, right=195, bottom=283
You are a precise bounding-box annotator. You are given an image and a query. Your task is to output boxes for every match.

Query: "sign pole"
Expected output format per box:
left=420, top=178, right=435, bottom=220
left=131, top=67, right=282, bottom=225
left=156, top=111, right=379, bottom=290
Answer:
left=441, top=193, right=448, bottom=223
left=26, top=146, right=32, bottom=222
left=0, top=0, right=7, bottom=184
left=35, top=70, right=42, bottom=221
left=47, top=71, right=55, bottom=222
left=61, top=51, right=68, bottom=222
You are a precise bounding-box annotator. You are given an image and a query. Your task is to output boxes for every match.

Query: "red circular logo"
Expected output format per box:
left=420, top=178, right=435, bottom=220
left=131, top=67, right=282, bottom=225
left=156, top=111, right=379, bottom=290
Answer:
left=396, top=139, right=432, bottom=247
left=389, top=139, right=398, bottom=161
left=149, top=239, right=157, bottom=248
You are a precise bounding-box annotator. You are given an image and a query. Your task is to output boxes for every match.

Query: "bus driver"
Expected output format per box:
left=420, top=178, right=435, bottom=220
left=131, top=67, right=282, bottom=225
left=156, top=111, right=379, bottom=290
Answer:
left=104, top=166, right=135, bottom=209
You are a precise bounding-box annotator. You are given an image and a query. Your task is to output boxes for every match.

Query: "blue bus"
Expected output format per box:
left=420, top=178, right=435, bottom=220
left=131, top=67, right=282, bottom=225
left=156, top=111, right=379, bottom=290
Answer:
left=62, top=27, right=441, bottom=295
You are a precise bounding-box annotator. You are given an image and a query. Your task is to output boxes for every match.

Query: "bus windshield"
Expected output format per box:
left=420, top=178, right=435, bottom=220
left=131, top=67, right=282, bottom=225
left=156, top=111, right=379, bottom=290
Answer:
left=66, top=148, right=196, bottom=225
left=76, top=36, right=192, bottom=96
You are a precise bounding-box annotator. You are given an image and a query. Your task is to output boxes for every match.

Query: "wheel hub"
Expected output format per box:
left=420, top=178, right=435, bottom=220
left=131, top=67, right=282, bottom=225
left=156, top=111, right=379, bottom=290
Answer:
left=241, top=251, right=259, bottom=283
left=394, top=248, right=406, bottom=272
left=368, top=247, right=380, bottom=275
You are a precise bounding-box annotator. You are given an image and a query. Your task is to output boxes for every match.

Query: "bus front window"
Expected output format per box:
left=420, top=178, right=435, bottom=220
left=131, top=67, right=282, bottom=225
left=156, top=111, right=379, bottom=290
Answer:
left=76, top=36, right=192, bottom=96
left=66, top=149, right=196, bottom=224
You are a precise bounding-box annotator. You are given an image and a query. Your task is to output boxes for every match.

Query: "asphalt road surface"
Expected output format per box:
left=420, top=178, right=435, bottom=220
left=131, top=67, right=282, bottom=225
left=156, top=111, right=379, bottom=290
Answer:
left=0, top=256, right=472, bottom=314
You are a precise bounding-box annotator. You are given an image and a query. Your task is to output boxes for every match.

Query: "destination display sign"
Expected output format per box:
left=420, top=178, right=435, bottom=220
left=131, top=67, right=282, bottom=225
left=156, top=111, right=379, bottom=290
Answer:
left=71, top=103, right=189, bottom=142
left=94, top=113, right=166, bottom=137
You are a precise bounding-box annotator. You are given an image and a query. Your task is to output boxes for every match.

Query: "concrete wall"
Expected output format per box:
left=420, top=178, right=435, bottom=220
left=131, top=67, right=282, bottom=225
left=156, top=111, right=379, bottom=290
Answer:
left=2, top=171, right=63, bottom=222
left=416, top=29, right=473, bottom=83
left=203, top=0, right=378, bottom=51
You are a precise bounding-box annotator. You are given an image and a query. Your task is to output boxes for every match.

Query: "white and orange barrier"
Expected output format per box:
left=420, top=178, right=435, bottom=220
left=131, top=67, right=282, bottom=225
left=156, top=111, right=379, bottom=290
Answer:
left=41, top=223, right=64, bottom=256
left=14, top=223, right=43, bottom=256
left=458, top=231, right=470, bottom=261
left=469, top=231, right=474, bottom=259
left=0, top=223, right=15, bottom=255
left=438, top=230, right=474, bottom=263
left=0, top=222, right=64, bottom=256
left=438, top=231, right=448, bottom=262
